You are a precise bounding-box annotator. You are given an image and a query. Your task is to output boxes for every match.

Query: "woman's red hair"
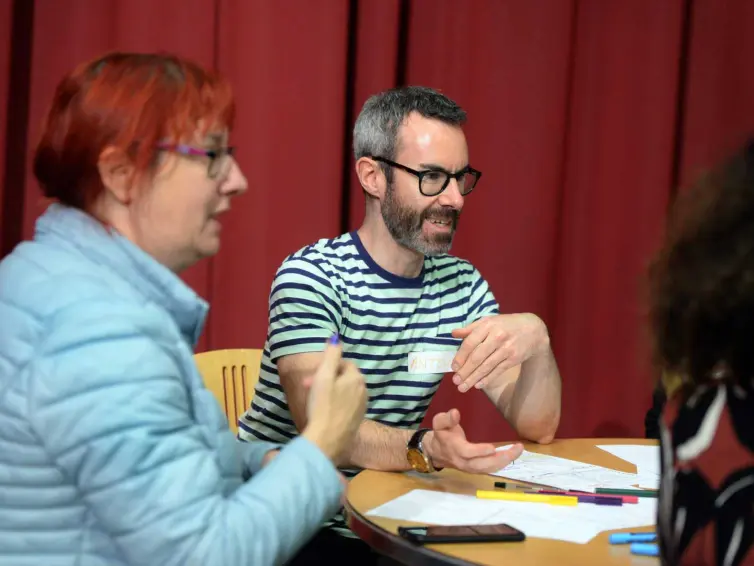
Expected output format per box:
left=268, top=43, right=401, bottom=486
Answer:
left=33, top=52, right=235, bottom=211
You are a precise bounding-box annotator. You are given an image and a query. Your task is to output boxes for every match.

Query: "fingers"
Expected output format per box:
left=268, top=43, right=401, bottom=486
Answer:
left=303, top=361, right=352, bottom=390
left=459, top=443, right=524, bottom=474
left=453, top=337, right=499, bottom=391
left=462, top=347, right=518, bottom=391
left=455, top=440, right=498, bottom=460
left=451, top=326, right=488, bottom=373
left=432, top=411, right=450, bottom=430
left=431, top=410, right=523, bottom=472
left=450, top=318, right=482, bottom=339
left=313, top=334, right=343, bottom=384
left=432, top=431, right=508, bottom=467
left=339, top=360, right=361, bottom=380
left=338, top=361, right=365, bottom=393
left=429, top=410, right=496, bottom=469
left=432, top=408, right=461, bottom=431
left=336, top=360, right=367, bottom=416
left=448, top=408, right=461, bottom=425
left=498, top=443, right=524, bottom=460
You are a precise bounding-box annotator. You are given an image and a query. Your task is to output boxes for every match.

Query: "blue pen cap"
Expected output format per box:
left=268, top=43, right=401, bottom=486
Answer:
left=609, top=532, right=657, bottom=544
left=630, top=542, right=659, bottom=556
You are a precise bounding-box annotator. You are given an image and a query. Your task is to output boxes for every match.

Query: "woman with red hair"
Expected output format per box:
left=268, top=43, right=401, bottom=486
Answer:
left=0, top=52, right=366, bottom=565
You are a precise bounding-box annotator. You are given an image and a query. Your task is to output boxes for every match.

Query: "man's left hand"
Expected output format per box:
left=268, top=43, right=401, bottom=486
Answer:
left=450, top=314, right=550, bottom=392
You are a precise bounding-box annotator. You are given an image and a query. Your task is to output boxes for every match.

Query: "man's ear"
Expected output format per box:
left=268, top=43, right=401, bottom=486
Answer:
left=97, top=146, right=135, bottom=204
left=355, top=157, right=386, bottom=199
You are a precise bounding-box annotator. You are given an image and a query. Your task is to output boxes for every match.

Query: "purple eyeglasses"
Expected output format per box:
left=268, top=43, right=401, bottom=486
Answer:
left=157, top=143, right=235, bottom=179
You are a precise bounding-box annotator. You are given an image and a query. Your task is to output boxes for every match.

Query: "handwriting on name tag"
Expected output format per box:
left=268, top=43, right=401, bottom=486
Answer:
left=407, top=351, right=456, bottom=374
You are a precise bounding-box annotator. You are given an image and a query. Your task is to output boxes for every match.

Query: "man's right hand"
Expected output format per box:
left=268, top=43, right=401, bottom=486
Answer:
left=425, top=408, right=523, bottom=473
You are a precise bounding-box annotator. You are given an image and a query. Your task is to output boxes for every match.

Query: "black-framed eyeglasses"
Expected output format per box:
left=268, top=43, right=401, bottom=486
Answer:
left=370, top=156, right=482, bottom=197
left=157, top=143, right=235, bottom=179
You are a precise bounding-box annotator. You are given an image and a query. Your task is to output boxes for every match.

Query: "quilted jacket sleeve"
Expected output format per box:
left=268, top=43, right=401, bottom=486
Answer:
left=238, top=439, right=282, bottom=477
left=28, top=300, right=342, bottom=566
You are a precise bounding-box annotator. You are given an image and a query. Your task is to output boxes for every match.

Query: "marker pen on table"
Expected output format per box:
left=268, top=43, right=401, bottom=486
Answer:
left=527, top=490, right=621, bottom=506
left=533, top=490, right=631, bottom=505
left=476, top=490, right=578, bottom=506
left=609, top=533, right=657, bottom=544
left=493, top=482, right=529, bottom=491
left=630, top=542, right=659, bottom=557
left=595, top=488, right=658, bottom=498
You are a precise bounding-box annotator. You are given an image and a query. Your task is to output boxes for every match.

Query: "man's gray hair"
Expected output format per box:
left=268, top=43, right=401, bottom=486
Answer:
left=353, top=86, right=467, bottom=162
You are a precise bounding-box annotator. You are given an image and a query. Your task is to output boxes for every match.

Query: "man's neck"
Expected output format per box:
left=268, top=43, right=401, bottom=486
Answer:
left=357, top=217, right=424, bottom=278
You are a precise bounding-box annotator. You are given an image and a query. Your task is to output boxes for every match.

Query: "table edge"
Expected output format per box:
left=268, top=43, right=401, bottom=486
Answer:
left=345, top=501, right=479, bottom=566
left=345, top=438, right=660, bottom=565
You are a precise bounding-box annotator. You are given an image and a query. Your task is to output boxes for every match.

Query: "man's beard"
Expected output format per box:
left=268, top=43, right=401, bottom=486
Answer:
left=381, top=182, right=460, bottom=256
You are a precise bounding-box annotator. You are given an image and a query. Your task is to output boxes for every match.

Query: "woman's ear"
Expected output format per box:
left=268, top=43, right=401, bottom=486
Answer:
left=97, top=146, right=135, bottom=204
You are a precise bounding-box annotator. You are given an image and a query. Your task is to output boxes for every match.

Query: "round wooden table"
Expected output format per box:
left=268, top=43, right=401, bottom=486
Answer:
left=345, top=438, right=659, bottom=566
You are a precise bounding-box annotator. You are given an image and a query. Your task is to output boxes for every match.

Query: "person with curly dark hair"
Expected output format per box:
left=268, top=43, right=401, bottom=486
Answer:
left=644, top=383, right=666, bottom=440
left=647, top=140, right=754, bottom=566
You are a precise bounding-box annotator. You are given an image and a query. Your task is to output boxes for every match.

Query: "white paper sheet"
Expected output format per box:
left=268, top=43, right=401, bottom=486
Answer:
left=597, top=445, right=661, bottom=489
left=366, top=489, right=657, bottom=544
left=490, top=447, right=641, bottom=493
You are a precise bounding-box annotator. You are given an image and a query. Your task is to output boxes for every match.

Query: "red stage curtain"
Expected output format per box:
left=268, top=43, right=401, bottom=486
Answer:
left=398, top=1, right=577, bottom=439
left=2, top=0, right=754, bottom=441
left=0, top=0, right=13, bottom=257
left=551, top=0, right=685, bottom=438
left=679, top=0, right=754, bottom=186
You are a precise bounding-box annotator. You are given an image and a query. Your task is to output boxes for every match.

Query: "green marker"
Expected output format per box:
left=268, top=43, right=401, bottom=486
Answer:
left=595, top=488, right=658, bottom=498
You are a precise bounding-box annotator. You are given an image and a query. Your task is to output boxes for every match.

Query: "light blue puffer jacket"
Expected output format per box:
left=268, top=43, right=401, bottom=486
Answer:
left=0, top=204, right=343, bottom=566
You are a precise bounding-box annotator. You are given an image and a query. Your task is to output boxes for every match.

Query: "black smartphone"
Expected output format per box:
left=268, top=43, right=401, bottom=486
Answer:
left=397, top=523, right=526, bottom=544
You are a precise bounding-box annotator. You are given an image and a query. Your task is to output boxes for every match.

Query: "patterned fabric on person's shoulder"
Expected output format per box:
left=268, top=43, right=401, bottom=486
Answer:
left=658, top=381, right=754, bottom=566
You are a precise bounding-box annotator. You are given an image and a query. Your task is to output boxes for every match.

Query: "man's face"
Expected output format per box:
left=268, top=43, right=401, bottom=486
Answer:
left=381, top=113, right=469, bottom=256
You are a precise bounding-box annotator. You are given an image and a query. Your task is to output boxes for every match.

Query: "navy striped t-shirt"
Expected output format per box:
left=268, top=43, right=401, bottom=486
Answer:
left=239, top=231, right=499, bottom=535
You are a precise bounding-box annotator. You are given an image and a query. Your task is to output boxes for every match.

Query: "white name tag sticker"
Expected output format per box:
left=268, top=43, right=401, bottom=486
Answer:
left=407, top=351, right=457, bottom=374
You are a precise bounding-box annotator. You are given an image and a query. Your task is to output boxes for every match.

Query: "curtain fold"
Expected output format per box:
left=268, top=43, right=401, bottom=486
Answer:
left=2, top=0, right=753, bottom=439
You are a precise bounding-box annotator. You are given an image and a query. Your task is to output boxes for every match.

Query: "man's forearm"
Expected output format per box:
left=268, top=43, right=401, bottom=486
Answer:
left=502, top=348, right=561, bottom=443
left=344, top=419, right=415, bottom=471
left=280, top=361, right=417, bottom=471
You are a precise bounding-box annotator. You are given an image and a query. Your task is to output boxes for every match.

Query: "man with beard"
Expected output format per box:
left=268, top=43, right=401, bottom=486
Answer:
left=239, top=86, right=562, bottom=564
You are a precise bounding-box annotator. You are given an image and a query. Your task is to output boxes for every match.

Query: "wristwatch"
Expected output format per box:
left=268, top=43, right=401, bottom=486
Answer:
left=406, top=428, right=442, bottom=473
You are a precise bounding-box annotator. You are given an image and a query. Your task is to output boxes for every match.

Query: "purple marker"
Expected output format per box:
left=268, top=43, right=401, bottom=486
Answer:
left=577, top=495, right=622, bottom=506
left=529, top=490, right=623, bottom=506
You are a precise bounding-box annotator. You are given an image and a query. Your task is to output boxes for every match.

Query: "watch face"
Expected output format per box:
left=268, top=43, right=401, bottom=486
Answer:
left=407, top=448, right=430, bottom=472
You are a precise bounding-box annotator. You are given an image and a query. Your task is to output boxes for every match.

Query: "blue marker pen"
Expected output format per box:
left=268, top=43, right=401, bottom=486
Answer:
left=630, top=543, right=659, bottom=557
left=609, top=532, right=657, bottom=544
